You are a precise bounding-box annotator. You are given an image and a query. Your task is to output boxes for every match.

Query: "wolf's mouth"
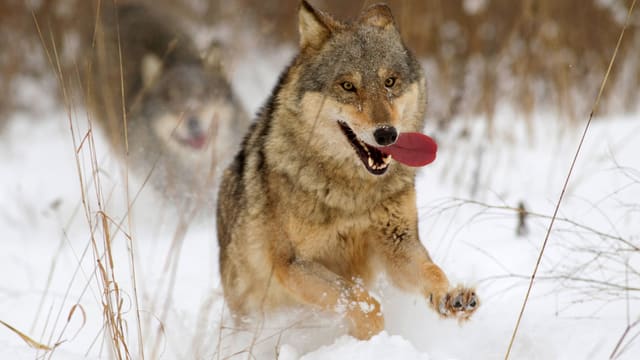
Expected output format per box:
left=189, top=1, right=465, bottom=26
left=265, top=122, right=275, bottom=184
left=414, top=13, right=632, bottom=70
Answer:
left=337, top=121, right=391, bottom=175
left=174, top=133, right=208, bottom=149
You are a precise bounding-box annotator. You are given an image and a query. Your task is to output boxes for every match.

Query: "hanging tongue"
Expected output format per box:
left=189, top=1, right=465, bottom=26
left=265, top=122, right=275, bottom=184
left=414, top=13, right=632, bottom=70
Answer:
left=376, top=132, right=437, bottom=167
left=185, top=134, right=208, bottom=149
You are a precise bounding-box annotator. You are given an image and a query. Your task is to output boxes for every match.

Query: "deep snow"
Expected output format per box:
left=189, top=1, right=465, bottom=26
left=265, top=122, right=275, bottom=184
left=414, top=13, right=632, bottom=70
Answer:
left=0, top=50, right=639, bottom=359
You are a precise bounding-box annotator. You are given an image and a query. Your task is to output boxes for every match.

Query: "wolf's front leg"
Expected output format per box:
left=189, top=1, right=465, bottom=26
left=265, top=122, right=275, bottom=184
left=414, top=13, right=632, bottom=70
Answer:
left=382, top=239, right=479, bottom=319
left=273, top=259, right=384, bottom=340
left=374, top=196, right=479, bottom=320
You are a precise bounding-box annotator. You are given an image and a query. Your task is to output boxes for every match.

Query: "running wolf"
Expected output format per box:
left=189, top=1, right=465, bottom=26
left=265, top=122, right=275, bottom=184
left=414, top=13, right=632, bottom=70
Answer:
left=86, top=3, right=249, bottom=208
left=217, top=1, right=478, bottom=340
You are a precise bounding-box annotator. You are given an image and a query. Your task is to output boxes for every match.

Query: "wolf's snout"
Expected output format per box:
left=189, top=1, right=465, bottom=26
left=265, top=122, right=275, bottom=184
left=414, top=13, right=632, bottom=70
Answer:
left=187, top=116, right=201, bottom=134
left=374, top=126, right=398, bottom=146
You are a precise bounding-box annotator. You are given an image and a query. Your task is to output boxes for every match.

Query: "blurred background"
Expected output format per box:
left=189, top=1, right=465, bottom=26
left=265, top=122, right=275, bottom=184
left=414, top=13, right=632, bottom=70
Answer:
left=1, top=0, right=639, bottom=128
left=0, top=1, right=639, bottom=359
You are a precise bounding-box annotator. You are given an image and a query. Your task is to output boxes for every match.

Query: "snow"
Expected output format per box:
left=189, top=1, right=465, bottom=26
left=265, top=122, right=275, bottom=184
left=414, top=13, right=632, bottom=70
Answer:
left=297, top=333, right=429, bottom=360
left=1, top=52, right=639, bottom=359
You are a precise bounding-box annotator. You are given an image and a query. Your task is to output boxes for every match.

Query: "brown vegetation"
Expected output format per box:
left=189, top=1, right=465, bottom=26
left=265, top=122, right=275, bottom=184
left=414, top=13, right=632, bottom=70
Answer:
left=1, top=0, right=638, bottom=125
left=231, top=0, right=639, bottom=124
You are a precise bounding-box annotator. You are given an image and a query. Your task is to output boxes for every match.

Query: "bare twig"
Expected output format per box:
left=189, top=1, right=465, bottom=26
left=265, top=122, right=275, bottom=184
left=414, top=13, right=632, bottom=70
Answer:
left=451, top=198, right=638, bottom=251
left=504, top=1, right=637, bottom=358
left=610, top=317, right=640, bottom=359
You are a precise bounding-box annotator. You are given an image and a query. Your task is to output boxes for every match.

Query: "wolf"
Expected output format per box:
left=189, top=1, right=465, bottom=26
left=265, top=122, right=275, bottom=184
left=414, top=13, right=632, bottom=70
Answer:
left=86, top=3, right=249, bottom=209
left=217, top=1, right=478, bottom=340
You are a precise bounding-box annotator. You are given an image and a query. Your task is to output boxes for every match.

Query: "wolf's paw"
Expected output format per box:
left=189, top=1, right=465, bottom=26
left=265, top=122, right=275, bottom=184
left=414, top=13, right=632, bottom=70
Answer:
left=346, top=296, right=385, bottom=340
left=430, top=286, right=478, bottom=321
left=348, top=310, right=384, bottom=340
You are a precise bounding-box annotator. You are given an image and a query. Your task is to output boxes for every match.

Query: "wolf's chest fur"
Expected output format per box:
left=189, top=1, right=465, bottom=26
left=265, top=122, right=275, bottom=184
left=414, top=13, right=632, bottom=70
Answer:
left=266, top=158, right=411, bottom=215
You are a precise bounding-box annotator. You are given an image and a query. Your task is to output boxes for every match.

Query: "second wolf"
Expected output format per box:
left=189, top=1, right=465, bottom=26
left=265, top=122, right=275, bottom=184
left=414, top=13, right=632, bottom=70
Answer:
left=86, top=3, right=249, bottom=209
left=217, top=1, right=479, bottom=340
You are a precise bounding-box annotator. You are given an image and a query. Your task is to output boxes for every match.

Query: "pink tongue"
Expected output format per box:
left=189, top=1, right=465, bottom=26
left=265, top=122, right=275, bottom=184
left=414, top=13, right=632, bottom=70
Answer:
left=186, top=134, right=208, bottom=149
left=376, top=132, right=437, bottom=167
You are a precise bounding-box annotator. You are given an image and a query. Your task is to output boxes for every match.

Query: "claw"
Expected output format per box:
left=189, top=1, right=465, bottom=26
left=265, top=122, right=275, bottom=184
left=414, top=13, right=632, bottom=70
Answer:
left=438, top=294, right=450, bottom=315
left=430, top=287, right=479, bottom=320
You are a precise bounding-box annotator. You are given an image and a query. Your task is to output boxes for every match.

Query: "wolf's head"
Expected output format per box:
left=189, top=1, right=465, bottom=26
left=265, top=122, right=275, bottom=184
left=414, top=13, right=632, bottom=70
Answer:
left=133, top=44, right=243, bottom=163
left=286, top=1, right=427, bottom=176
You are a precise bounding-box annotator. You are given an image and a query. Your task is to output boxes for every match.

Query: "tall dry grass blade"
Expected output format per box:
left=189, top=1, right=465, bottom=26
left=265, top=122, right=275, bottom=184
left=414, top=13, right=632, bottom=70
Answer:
left=30, top=202, right=77, bottom=336
left=0, top=320, right=52, bottom=351
left=504, top=1, right=637, bottom=358
left=610, top=318, right=640, bottom=359
left=32, top=12, right=95, bottom=358
left=32, top=8, right=126, bottom=359
left=116, top=8, right=146, bottom=351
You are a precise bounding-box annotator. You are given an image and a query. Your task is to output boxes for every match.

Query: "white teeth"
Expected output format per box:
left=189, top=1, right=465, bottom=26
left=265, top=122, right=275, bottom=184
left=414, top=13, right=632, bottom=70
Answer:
left=367, top=156, right=391, bottom=171
left=361, top=140, right=371, bottom=156
left=338, top=122, right=390, bottom=172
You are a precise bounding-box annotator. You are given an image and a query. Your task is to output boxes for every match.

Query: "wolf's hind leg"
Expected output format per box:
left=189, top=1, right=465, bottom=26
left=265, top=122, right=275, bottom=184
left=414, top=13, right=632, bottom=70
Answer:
left=273, top=259, right=384, bottom=340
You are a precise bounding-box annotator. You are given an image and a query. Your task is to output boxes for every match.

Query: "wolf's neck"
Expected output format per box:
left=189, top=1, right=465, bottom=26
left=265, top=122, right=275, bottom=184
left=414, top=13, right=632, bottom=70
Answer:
left=269, top=151, right=414, bottom=215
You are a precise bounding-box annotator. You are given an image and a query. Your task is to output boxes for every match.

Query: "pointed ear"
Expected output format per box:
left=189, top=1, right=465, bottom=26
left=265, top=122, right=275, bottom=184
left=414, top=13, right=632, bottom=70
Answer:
left=141, top=53, right=163, bottom=88
left=202, top=40, right=226, bottom=76
left=298, top=0, right=338, bottom=49
left=358, top=4, right=396, bottom=30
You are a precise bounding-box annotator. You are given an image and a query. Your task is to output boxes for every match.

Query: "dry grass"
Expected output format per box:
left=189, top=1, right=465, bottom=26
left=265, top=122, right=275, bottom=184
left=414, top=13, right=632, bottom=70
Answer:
left=2, top=0, right=639, bottom=359
left=36, top=20, right=138, bottom=358
left=14, top=4, right=226, bottom=358
left=2, top=0, right=639, bottom=128
left=231, top=0, right=639, bottom=122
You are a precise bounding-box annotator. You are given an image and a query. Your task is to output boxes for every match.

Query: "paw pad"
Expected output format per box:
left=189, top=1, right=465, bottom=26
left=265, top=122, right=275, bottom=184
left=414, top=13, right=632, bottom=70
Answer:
left=432, top=287, right=479, bottom=319
left=452, top=295, right=463, bottom=310
left=466, top=294, right=478, bottom=310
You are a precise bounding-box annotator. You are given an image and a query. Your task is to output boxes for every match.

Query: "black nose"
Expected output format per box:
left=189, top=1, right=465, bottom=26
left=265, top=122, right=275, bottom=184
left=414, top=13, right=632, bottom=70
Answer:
left=187, top=116, right=201, bottom=134
left=373, top=126, right=398, bottom=146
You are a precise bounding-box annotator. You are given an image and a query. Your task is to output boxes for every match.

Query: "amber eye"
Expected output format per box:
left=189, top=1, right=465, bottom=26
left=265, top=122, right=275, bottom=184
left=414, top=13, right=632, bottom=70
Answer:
left=384, top=77, right=396, bottom=88
left=341, top=81, right=356, bottom=92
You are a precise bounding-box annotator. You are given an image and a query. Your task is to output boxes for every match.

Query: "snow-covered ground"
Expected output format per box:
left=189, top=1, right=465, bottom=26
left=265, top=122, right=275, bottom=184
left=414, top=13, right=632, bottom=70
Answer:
left=1, top=51, right=639, bottom=359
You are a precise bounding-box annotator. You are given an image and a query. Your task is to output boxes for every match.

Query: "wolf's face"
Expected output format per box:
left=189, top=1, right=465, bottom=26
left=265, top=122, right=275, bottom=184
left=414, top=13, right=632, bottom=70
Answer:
left=139, top=64, right=237, bottom=161
left=294, top=3, right=426, bottom=176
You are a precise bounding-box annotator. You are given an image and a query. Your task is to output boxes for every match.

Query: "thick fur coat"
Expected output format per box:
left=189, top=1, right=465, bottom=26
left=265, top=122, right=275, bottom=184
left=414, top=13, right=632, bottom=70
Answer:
left=217, top=1, right=478, bottom=339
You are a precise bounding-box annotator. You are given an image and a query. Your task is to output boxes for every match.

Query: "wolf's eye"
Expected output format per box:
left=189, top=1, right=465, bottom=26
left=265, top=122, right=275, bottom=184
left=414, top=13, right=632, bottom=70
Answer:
left=384, top=77, right=396, bottom=88
left=341, top=81, right=356, bottom=92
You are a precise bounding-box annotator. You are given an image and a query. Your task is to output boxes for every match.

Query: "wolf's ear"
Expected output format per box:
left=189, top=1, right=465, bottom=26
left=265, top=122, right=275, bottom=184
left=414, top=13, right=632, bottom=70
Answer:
left=141, top=53, right=163, bottom=88
left=202, top=40, right=226, bottom=76
left=298, top=0, right=338, bottom=50
left=358, top=4, right=396, bottom=30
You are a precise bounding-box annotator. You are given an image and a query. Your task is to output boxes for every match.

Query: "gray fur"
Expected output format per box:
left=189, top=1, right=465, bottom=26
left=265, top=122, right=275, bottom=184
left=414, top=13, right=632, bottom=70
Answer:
left=85, top=3, right=249, bottom=210
left=217, top=1, right=478, bottom=340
